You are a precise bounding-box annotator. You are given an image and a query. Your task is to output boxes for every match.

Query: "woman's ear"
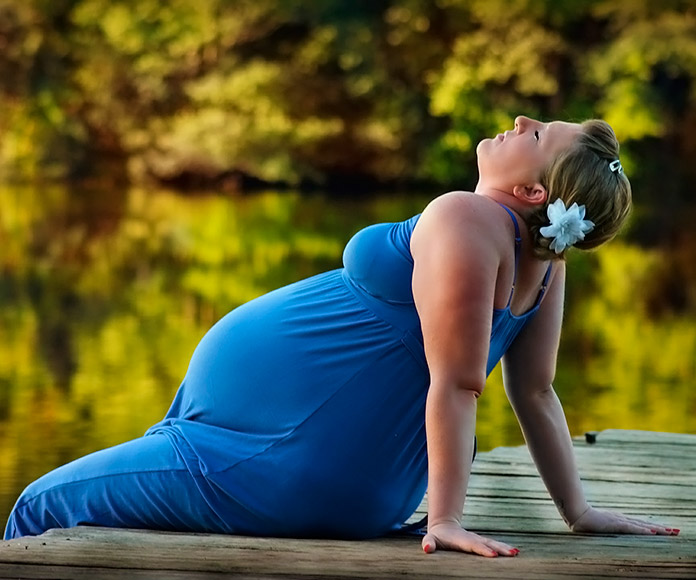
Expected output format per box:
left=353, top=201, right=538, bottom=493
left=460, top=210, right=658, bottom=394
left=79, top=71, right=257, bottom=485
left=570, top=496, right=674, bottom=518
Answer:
left=512, top=183, right=547, bottom=206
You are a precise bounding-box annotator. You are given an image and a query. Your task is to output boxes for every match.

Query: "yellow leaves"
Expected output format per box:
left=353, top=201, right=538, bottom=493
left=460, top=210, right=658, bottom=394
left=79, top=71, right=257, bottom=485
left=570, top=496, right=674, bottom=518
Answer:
left=579, top=310, right=696, bottom=434
left=595, top=242, right=660, bottom=310
left=79, top=0, right=218, bottom=56
left=165, top=57, right=347, bottom=184
left=0, top=100, right=71, bottom=180
left=359, top=119, right=403, bottom=151
left=187, top=61, right=278, bottom=107
left=427, top=10, right=564, bottom=178
left=385, top=4, right=431, bottom=46
left=562, top=241, right=696, bottom=435
left=441, top=130, right=473, bottom=153
left=298, top=26, right=340, bottom=72
left=435, top=20, right=563, bottom=102
left=5, top=0, right=696, bottom=188
left=0, top=303, right=39, bottom=380
left=428, top=0, right=563, bottom=127
left=584, top=10, right=696, bottom=141
left=600, top=79, right=665, bottom=141
left=298, top=116, right=345, bottom=142
left=99, top=4, right=138, bottom=53
left=468, top=0, right=549, bottom=23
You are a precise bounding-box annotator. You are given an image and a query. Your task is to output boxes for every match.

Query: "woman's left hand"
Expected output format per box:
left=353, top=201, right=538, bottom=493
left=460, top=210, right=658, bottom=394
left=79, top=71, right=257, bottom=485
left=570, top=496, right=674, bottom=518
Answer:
left=422, top=521, right=520, bottom=557
left=570, top=506, right=679, bottom=536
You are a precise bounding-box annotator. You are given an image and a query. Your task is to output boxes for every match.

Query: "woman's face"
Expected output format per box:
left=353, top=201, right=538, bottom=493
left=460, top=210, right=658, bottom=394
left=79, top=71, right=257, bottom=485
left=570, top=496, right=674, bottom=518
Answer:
left=477, top=116, right=582, bottom=189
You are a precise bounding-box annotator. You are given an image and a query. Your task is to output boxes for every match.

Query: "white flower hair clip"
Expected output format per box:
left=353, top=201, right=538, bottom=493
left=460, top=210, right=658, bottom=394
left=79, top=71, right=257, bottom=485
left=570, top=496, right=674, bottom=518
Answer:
left=539, top=198, right=595, bottom=254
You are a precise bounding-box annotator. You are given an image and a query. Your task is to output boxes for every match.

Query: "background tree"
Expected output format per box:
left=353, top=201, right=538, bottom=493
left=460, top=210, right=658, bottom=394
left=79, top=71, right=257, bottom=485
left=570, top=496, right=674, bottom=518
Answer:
left=1, top=0, right=695, bottom=197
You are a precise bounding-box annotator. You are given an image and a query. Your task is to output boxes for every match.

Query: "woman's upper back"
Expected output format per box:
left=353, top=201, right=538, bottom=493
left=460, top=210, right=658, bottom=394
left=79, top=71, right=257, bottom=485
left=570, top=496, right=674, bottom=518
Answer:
left=409, top=191, right=560, bottom=389
left=411, top=191, right=555, bottom=317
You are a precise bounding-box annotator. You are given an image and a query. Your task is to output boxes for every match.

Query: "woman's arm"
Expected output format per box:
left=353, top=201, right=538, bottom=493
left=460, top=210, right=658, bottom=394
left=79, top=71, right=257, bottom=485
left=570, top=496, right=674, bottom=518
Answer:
left=501, top=263, right=589, bottom=525
left=411, top=193, right=519, bottom=557
left=502, top=264, right=676, bottom=535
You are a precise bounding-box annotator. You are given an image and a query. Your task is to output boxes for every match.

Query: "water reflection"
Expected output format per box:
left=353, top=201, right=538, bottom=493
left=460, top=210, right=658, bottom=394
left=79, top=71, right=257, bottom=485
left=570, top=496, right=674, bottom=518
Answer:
left=0, top=185, right=694, bottom=527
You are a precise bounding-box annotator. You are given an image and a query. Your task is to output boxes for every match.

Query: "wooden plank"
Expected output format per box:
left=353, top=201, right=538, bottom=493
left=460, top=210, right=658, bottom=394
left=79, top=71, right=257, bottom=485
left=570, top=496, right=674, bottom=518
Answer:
left=410, top=498, right=693, bottom=536
left=0, top=429, right=694, bottom=579
left=582, top=430, right=696, bottom=446
left=469, top=475, right=695, bottom=499
left=473, top=466, right=696, bottom=488
left=466, top=475, right=696, bottom=505
left=486, top=446, right=696, bottom=472
left=1, top=527, right=694, bottom=579
left=488, top=444, right=696, bottom=467
left=0, top=564, right=228, bottom=580
left=413, top=429, right=696, bottom=541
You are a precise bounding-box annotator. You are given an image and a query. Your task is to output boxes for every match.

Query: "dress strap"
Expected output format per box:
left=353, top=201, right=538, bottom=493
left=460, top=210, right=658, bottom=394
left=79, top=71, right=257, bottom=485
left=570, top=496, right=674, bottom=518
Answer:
left=496, top=204, right=522, bottom=308
left=534, top=264, right=553, bottom=307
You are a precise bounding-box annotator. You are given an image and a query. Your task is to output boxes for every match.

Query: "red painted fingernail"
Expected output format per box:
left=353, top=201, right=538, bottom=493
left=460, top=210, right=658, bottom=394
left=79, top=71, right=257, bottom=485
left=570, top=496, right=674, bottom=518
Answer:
left=650, top=529, right=657, bottom=534
left=423, top=543, right=433, bottom=553
left=673, top=529, right=680, bottom=535
left=489, top=552, right=498, bottom=558
left=511, top=548, right=520, bottom=555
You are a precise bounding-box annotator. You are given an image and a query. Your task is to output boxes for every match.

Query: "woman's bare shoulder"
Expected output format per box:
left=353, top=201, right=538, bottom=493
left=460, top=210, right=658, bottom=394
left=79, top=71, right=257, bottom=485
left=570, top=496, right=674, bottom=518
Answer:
left=414, top=191, right=511, bottom=248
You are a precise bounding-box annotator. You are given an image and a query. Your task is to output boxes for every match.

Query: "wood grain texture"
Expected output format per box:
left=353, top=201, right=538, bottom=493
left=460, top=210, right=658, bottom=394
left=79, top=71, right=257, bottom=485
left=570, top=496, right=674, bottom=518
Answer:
left=1, top=429, right=694, bottom=579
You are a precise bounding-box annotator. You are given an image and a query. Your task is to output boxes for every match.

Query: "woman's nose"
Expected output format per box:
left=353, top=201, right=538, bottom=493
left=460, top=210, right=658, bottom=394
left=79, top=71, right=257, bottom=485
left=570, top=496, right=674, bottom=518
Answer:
left=515, top=115, right=530, bottom=132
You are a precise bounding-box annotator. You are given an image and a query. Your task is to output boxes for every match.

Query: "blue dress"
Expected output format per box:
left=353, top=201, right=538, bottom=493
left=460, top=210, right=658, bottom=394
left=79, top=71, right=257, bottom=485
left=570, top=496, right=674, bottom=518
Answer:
left=4, top=207, right=549, bottom=540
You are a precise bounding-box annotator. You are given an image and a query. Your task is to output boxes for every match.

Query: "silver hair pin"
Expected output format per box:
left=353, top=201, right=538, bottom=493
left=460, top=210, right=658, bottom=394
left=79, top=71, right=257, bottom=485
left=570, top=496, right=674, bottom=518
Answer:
left=609, top=159, right=623, bottom=174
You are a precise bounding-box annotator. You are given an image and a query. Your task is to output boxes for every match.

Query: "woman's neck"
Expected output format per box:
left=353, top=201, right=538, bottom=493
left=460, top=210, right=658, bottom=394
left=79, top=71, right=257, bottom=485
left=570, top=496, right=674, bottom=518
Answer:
left=473, top=184, right=535, bottom=220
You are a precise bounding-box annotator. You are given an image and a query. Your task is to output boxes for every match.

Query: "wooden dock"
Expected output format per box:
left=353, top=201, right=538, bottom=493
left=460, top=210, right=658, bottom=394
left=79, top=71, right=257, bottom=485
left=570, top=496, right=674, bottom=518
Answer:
left=1, top=429, right=694, bottom=579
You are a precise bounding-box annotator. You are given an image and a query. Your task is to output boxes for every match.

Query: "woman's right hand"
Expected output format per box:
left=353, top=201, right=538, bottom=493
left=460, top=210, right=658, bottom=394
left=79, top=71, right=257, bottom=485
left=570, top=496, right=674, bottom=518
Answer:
left=570, top=506, right=678, bottom=536
left=421, top=521, right=520, bottom=557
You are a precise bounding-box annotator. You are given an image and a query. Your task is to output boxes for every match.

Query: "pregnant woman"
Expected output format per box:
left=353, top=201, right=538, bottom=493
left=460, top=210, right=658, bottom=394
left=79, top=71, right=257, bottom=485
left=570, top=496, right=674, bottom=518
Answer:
left=5, top=116, right=676, bottom=557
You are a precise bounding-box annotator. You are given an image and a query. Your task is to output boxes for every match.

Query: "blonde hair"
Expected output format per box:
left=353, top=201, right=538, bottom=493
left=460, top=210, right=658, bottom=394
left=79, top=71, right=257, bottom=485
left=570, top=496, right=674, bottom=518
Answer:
left=528, top=120, right=633, bottom=260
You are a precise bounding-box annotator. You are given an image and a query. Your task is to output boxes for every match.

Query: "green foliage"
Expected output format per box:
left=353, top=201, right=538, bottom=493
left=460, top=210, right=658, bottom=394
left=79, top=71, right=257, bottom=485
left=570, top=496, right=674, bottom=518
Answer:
left=2, top=0, right=694, bottom=194
left=557, top=242, right=696, bottom=437
left=584, top=8, right=696, bottom=139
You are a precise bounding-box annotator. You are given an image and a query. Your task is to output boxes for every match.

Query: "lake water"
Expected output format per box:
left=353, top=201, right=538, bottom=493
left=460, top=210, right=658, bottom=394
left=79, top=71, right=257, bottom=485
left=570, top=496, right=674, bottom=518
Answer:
left=1, top=184, right=694, bottom=529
